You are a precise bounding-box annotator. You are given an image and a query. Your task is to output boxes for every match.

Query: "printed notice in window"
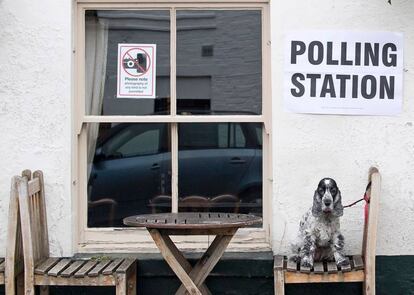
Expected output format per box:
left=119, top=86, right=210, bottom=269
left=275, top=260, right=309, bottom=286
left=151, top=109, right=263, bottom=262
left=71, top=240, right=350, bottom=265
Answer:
left=284, top=31, right=403, bottom=116
left=117, top=44, right=156, bottom=99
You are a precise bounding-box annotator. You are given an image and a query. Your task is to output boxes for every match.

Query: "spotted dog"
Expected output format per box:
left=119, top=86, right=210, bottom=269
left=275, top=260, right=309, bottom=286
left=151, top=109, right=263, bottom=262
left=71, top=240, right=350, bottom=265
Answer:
left=290, top=178, right=349, bottom=268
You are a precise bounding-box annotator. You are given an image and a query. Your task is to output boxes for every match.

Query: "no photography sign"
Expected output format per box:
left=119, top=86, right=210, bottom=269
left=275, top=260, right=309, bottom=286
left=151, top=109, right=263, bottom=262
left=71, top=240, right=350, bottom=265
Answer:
left=284, top=31, right=403, bottom=115
left=117, top=44, right=156, bottom=99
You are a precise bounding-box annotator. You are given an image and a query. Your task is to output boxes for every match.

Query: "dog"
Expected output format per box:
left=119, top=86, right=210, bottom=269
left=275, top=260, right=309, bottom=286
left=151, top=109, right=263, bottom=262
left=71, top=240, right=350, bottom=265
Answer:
left=290, top=178, right=349, bottom=268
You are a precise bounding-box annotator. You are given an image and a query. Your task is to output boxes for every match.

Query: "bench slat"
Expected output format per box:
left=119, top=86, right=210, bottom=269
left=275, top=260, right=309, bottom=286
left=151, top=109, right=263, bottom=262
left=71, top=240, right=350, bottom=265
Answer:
left=327, top=262, right=338, bottom=274
left=48, top=259, right=72, bottom=277
left=287, top=259, right=298, bottom=272
left=35, top=258, right=60, bottom=274
left=74, top=260, right=98, bottom=278
left=102, top=259, right=124, bottom=275
left=274, top=255, right=284, bottom=270
left=284, top=270, right=365, bottom=284
left=116, top=258, right=136, bottom=274
left=88, top=260, right=112, bottom=277
left=300, top=263, right=311, bottom=273
left=340, top=261, right=352, bottom=272
left=60, top=260, right=86, bottom=278
left=313, top=262, right=324, bottom=274
left=352, top=255, right=364, bottom=270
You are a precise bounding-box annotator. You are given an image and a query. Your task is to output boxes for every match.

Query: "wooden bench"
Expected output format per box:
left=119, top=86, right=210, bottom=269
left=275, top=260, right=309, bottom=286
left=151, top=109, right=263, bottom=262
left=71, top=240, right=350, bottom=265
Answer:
left=274, top=167, right=381, bottom=295
left=16, top=170, right=137, bottom=294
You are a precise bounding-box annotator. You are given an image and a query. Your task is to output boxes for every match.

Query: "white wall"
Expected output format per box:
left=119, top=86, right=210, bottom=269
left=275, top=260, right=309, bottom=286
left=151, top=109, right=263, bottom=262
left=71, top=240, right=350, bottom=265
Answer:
left=0, top=0, right=413, bottom=257
left=271, top=0, right=414, bottom=255
left=0, top=0, right=72, bottom=256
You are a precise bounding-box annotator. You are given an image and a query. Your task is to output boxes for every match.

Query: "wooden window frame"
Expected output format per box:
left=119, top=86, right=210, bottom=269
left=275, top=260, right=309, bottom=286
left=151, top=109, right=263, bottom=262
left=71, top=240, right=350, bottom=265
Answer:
left=73, top=0, right=272, bottom=253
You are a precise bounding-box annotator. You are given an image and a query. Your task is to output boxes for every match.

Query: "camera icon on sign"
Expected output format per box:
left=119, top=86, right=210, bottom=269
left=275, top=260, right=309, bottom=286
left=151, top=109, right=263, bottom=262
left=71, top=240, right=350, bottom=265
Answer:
left=123, top=53, right=147, bottom=73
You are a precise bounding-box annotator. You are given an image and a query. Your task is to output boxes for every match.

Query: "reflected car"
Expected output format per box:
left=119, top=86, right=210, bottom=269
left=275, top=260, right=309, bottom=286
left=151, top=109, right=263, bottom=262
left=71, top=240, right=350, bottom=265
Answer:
left=88, top=122, right=262, bottom=227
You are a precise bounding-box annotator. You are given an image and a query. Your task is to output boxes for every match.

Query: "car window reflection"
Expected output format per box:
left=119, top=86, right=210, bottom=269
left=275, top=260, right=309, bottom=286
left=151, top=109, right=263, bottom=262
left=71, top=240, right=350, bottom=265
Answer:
left=87, top=123, right=262, bottom=227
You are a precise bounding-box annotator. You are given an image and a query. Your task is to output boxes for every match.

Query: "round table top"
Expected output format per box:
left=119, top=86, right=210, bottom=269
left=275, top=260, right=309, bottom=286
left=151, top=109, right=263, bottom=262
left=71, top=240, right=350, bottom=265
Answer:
left=123, top=212, right=262, bottom=229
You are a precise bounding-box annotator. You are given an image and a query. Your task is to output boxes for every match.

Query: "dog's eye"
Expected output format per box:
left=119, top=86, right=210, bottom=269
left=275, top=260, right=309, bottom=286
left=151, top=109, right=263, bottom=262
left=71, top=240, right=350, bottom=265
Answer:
left=318, top=188, right=324, bottom=194
left=331, top=188, right=337, bottom=195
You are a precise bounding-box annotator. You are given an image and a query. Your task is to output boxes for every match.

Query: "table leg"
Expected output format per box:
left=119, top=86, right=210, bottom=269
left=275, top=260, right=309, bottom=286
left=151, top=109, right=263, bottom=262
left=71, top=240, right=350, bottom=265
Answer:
left=175, top=229, right=237, bottom=295
left=148, top=229, right=208, bottom=295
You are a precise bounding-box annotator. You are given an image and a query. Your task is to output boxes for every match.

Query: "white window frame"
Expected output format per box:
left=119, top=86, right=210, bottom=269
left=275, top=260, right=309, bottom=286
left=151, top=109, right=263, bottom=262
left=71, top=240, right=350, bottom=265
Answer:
left=73, top=0, right=272, bottom=253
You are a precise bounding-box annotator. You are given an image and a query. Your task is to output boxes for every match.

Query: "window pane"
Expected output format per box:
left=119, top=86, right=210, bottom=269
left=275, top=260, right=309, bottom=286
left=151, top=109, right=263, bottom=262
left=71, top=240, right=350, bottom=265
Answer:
left=178, top=123, right=262, bottom=217
left=85, top=10, right=170, bottom=116
left=87, top=123, right=171, bottom=227
left=176, top=10, right=262, bottom=115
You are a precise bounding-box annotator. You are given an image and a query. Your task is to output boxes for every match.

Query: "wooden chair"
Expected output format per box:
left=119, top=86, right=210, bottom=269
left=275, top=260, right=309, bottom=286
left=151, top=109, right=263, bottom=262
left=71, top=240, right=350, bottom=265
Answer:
left=274, top=167, right=381, bottom=295
left=149, top=195, right=172, bottom=214
left=16, top=170, right=137, bottom=295
left=179, top=195, right=210, bottom=212
left=88, top=198, right=118, bottom=227
left=211, top=194, right=240, bottom=213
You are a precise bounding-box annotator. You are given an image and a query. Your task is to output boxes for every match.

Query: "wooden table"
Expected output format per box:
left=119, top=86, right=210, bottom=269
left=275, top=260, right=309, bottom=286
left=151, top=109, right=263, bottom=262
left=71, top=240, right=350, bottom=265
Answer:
left=124, top=212, right=262, bottom=295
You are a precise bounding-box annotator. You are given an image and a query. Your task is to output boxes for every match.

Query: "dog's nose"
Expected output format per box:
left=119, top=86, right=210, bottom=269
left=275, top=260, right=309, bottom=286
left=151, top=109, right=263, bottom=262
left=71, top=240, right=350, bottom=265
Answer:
left=324, top=200, right=332, bottom=206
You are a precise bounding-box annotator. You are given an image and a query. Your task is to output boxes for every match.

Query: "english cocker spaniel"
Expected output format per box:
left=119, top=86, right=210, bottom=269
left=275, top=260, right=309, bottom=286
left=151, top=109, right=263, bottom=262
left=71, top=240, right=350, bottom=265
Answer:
left=290, top=178, right=349, bottom=268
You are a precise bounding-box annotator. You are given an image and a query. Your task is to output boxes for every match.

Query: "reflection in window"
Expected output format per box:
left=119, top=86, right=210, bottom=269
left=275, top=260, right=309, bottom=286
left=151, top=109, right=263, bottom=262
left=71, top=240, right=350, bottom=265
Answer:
left=106, top=128, right=160, bottom=157
left=87, top=123, right=171, bottom=227
left=85, top=10, right=171, bottom=116
left=178, top=123, right=262, bottom=217
left=176, top=10, right=262, bottom=115
left=84, top=9, right=265, bottom=229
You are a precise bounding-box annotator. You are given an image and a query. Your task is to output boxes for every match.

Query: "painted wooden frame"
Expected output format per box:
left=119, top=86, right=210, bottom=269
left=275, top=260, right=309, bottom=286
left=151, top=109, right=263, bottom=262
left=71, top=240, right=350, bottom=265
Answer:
left=73, top=0, right=272, bottom=253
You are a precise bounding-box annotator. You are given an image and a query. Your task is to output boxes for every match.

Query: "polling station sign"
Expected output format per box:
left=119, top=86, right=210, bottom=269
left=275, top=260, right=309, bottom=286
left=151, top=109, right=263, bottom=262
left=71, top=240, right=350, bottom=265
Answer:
left=117, top=44, right=156, bottom=98
left=284, top=31, right=403, bottom=115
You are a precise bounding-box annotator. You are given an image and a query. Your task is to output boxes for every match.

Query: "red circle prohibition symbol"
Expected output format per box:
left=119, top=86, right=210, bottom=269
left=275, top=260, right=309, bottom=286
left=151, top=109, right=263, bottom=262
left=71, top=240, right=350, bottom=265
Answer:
left=122, top=47, right=151, bottom=77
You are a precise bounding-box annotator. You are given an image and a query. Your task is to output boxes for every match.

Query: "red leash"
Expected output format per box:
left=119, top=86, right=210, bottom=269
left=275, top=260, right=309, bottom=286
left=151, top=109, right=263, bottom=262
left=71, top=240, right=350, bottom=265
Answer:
left=343, top=182, right=371, bottom=222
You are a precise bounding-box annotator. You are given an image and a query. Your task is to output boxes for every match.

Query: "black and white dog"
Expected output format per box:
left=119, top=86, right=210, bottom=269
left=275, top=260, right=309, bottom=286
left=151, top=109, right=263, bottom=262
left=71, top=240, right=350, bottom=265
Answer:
left=290, top=178, right=349, bottom=268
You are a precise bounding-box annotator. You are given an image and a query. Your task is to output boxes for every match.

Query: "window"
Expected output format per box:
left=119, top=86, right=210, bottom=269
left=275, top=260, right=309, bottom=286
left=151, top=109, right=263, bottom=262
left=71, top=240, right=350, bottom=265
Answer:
left=75, top=0, right=271, bottom=252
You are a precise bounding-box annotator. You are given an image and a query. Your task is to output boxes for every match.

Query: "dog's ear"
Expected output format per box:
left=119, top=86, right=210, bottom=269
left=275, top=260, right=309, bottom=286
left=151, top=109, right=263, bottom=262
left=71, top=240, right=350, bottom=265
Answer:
left=312, top=190, right=322, bottom=217
left=333, top=190, right=344, bottom=217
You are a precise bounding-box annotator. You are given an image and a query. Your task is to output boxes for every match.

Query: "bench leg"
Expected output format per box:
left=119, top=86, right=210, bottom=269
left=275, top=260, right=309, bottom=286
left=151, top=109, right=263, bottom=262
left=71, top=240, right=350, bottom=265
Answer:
left=364, top=261, right=375, bottom=295
left=24, top=273, right=35, bottom=295
left=16, top=273, right=24, bottom=295
left=115, top=259, right=137, bottom=295
left=363, top=279, right=375, bottom=295
left=274, top=270, right=285, bottom=295
left=126, top=265, right=137, bottom=295
left=116, top=271, right=137, bottom=295
left=116, top=273, right=128, bottom=295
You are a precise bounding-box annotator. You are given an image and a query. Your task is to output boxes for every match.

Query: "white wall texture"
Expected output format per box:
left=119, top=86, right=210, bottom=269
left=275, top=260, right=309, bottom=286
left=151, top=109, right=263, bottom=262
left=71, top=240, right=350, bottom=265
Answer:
left=271, top=0, right=414, bottom=255
left=0, top=0, right=72, bottom=256
left=0, top=0, right=413, bottom=257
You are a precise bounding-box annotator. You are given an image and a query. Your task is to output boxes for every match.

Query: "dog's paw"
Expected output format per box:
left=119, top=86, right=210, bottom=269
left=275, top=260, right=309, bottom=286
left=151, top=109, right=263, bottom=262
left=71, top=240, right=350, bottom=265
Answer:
left=300, top=256, right=313, bottom=268
left=336, top=256, right=350, bottom=267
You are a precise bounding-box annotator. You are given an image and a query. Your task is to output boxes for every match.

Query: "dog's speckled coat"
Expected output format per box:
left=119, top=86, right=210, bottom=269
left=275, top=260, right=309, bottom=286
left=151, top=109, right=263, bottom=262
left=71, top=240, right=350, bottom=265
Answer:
left=290, top=178, right=348, bottom=268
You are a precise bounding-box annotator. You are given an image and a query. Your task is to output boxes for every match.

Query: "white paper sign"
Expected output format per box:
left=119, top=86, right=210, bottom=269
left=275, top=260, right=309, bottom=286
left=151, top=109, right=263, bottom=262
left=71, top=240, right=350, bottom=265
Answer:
left=284, top=31, right=403, bottom=115
left=117, top=44, right=156, bottom=98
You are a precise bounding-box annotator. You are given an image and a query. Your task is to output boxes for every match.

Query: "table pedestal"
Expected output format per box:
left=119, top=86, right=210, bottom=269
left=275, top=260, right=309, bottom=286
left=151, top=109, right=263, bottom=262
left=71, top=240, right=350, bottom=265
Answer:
left=124, top=213, right=262, bottom=294
left=148, top=228, right=238, bottom=295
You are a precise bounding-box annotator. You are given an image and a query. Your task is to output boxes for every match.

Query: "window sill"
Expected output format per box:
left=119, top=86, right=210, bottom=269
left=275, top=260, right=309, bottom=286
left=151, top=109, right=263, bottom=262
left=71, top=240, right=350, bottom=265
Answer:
left=77, top=227, right=271, bottom=253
